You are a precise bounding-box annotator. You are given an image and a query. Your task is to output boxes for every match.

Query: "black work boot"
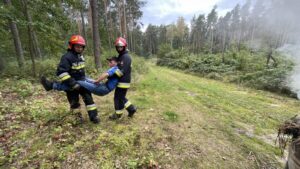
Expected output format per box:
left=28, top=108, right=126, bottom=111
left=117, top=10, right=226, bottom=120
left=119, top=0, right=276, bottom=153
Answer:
left=90, top=116, right=100, bottom=124
left=88, top=110, right=100, bottom=124
left=40, top=76, right=53, bottom=91
left=109, top=113, right=122, bottom=120
left=127, top=105, right=137, bottom=118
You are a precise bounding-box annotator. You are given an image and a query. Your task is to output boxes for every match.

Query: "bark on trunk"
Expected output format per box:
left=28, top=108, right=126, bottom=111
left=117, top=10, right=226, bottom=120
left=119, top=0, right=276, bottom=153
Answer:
left=122, top=0, right=127, bottom=38
left=21, top=0, right=36, bottom=76
left=80, top=1, right=87, bottom=46
left=22, top=0, right=41, bottom=59
left=4, top=0, right=25, bottom=68
left=89, top=0, right=101, bottom=69
left=0, top=56, right=5, bottom=71
left=103, top=0, right=112, bottom=50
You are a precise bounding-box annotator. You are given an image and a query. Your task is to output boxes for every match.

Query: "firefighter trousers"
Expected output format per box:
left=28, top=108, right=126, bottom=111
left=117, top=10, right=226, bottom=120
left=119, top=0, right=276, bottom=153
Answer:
left=66, top=87, right=98, bottom=120
left=114, top=87, right=135, bottom=114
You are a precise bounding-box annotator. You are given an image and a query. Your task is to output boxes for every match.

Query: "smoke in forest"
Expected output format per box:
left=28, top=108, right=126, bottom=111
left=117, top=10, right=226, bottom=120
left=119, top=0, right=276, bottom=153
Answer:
left=249, top=0, right=300, bottom=96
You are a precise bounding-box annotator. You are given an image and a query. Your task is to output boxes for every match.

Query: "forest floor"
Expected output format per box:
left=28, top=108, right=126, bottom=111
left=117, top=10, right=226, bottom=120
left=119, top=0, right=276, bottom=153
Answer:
left=1, top=64, right=299, bottom=168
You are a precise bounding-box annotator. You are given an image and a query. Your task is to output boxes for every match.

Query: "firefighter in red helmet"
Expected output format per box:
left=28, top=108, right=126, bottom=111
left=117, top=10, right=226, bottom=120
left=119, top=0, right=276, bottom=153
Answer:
left=41, top=35, right=99, bottom=124
left=109, top=37, right=137, bottom=120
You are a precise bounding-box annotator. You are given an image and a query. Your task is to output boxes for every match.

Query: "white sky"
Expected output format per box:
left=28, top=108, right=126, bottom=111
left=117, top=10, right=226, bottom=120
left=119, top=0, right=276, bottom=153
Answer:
left=141, top=0, right=245, bottom=31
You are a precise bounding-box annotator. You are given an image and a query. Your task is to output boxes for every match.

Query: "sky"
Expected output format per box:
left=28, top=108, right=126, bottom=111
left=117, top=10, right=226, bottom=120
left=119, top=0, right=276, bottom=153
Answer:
left=140, top=0, right=246, bottom=31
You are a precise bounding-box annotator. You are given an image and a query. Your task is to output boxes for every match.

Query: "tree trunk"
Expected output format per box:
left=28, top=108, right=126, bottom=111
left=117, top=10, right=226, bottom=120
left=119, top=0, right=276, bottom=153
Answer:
left=21, top=0, right=36, bottom=76
left=117, top=0, right=122, bottom=36
left=22, top=0, right=41, bottom=59
left=130, top=29, right=133, bottom=52
left=4, top=0, right=25, bottom=68
left=32, top=28, right=42, bottom=58
left=266, top=49, right=277, bottom=67
left=103, top=0, right=112, bottom=50
left=128, top=6, right=133, bottom=52
left=89, top=0, right=101, bottom=69
left=80, top=1, right=87, bottom=46
left=221, top=29, right=226, bottom=63
left=27, top=29, right=36, bottom=77
left=210, top=28, right=214, bottom=54
left=122, top=0, right=127, bottom=38
left=0, top=55, right=5, bottom=72
left=250, top=21, right=256, bottom=46
left=108, top=0, right=114, bottom=50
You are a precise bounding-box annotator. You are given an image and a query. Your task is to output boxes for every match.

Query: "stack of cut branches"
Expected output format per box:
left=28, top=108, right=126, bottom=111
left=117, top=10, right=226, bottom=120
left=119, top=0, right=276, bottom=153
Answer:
left=276, top=115, right=300, bottom=155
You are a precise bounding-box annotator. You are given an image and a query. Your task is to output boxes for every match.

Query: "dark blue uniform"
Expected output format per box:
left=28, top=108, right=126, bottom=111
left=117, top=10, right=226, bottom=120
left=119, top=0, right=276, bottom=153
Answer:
left=113, top=50, right=136, bottom=117
left=56, top=50, right=98, bottom=122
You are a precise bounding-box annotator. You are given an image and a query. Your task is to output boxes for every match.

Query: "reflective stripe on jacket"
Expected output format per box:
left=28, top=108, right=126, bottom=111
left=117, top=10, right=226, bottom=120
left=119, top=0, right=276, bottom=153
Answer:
left=56, top=50, right=86, bottom=87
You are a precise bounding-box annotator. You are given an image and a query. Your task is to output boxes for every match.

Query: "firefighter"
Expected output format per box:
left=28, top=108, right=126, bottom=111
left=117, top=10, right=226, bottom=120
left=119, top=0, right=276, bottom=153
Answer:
left=109, top=37, right=137, bottom=120
left=41, top=35, right=99, bottom=124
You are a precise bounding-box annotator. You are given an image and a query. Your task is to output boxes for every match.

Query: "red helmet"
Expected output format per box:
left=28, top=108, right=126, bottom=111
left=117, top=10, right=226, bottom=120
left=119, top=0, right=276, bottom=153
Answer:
left=68, top=35, right=86, bottom=49
left=114, top=37, right=127, bottom=47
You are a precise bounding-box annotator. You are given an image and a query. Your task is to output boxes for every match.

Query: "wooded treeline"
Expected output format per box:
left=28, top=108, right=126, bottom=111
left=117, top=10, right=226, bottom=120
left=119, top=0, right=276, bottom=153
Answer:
left=1, top=0, right=300, bottom=84
left=143, top=0, right=300, bottom=61
left=0, top=0, right=145, bottom=76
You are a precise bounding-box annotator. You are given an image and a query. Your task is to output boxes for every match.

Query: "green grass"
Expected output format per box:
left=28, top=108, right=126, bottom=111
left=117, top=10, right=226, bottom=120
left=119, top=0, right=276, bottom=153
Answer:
left=1, top=63, right=299, bottom=168
left=163, top=111, right=179, bottom=122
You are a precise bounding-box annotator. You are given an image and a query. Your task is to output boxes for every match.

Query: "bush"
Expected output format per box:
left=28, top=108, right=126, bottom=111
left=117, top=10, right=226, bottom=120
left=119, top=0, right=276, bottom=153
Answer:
left=156, top=45, right=295, bottom=95
left=0, top=58, right=59, bottom=79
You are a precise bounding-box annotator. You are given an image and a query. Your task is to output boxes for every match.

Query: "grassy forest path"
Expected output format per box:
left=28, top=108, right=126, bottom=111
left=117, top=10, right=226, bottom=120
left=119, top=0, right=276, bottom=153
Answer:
left=1, top=64, right=300, bottom=168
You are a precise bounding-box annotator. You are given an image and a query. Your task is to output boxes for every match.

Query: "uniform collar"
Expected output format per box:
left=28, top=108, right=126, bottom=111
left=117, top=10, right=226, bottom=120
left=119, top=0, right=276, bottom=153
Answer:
left=69, top=50, right=82, bottom=57
left=118, top=50, right=128, bottom=57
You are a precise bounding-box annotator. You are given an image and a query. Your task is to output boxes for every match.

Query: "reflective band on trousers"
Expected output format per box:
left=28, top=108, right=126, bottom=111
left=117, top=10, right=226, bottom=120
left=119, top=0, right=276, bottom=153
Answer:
left=59, top=72, right=71, bottom=81
left=115, top=69, right=123, bottom=77
left=117, top=82, right=130, bottom=88
left=86, top=104, right=97, bottom=111
left=125, top=101, right=132, bottom=109
left=115, top=110, right=123, bottom=115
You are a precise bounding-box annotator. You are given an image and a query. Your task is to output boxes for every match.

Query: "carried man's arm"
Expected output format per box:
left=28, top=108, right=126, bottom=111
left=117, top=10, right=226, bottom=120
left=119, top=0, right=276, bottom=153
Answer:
left=94, top=72, right=109, bottom=84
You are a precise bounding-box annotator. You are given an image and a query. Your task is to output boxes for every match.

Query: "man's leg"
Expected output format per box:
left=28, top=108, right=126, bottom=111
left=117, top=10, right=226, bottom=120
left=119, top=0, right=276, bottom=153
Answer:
left=109, top=87, right=137, bottom=119
left=109, top=88, right=125, bottom=120
left=124, top=98, right=137, bottom=118
left=79, top=87, right=99, bottom=124
left=66, top=90, right=83, bottom=123
left=53, top=83, right=71, bottom=91
left=41, top=76, right=71, bottom=91
left=77, top=80, right=110, bottom=96
left=40, top=76, right=53, bottom=91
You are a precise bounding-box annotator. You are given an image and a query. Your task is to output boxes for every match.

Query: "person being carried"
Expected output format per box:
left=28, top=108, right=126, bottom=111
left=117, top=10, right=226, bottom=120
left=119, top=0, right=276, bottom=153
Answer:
left=41, top=56, right=122, bottom=96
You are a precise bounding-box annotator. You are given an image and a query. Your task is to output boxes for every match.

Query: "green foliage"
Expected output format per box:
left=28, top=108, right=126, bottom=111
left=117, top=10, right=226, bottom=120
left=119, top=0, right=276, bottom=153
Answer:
left=10, top=79, right=34, bottom=98
left=157, top=46, right=294, bottom=95
left=1, top=58, right=59, bottom=78
left=163, top=111, right=179, bottom=122
left=29, top=100, right=69, bottom=124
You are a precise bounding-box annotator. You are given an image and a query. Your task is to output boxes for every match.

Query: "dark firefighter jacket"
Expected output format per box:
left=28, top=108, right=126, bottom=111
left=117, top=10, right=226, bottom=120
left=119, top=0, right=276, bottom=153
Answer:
left=56, top=50, right=85, bottom=88
left=117, top=50, right=131, bottom=88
